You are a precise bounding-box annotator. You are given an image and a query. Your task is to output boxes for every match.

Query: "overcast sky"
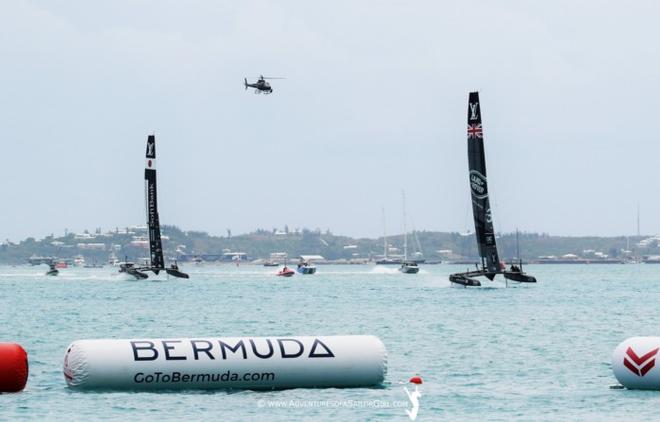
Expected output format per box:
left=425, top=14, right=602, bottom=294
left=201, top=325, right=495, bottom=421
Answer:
left=1, top=1, right=658, bottom=241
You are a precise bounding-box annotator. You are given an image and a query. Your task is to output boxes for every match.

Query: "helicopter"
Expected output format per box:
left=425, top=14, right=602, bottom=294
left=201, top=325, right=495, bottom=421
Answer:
left=244, top=75, right=284, bottom=94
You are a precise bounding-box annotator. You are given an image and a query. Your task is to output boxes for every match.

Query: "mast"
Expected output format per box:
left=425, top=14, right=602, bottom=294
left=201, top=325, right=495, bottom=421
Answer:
left=637, top=202, right=640, bottom=237
left=382, top=207, right=388, bottom=258
left=467, top=91, right=500, bottom=279
left=402, top=190, right=407, bottom=261
left=516, top=228, right=520, bottom=263
left=145, top=134, right=165, bottom=273
left=407, top=212, right=424, bottom=260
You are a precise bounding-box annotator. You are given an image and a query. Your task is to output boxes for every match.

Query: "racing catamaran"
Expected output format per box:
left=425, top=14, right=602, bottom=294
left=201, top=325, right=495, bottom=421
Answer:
left=449, top=92, right=536, bottom=287
left=119, top=135, right=189, bottom=280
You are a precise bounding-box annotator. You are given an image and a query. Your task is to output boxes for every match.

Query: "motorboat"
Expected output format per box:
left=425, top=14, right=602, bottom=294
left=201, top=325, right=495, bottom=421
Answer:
left=296, top=261, right=317, bottom=275
left=277, top=266, right=295, bottom=277
left=399, top=260, right=419, bottom=274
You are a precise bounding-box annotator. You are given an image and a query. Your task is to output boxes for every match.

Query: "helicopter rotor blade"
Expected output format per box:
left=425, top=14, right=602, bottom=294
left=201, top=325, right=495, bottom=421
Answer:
left=250, top=76, right=285, bottom=80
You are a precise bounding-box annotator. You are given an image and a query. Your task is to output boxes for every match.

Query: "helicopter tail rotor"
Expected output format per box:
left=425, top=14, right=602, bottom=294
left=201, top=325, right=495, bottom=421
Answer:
left=244, top=78, right=248, bottom=90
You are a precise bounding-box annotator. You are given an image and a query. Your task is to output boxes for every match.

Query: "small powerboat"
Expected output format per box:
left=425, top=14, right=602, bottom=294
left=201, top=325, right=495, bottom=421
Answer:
left=45, top=263, right=59, bottom=276
left=277, top=266, right=295, bottom=277
left=399, top=261, right=419, bottom=274
left=297, top=261, right=317, bottom=275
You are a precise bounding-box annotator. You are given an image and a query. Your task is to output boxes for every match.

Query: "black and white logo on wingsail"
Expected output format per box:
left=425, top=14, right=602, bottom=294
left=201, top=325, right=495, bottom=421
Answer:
left=469, top=102, right=479, bottom=121
left=146, top=138, right=155, bottom=158
left=470, top=170, right=488, bottom=199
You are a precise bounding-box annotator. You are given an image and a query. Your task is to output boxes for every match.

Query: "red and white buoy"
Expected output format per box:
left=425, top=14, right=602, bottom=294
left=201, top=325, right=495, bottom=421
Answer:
left=613, top=337, right=660, bottom=390
left=0, top=343, right=28, bottom=392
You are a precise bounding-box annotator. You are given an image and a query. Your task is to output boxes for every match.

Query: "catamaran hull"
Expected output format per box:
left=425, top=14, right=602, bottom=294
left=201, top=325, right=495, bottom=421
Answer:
left=503, top=271, right=537, bottom=283
left=165, top=268, right=190, bottom=279
left=119, top=268, right=189, bottom=281
left=122, top=268, right=149, bottom=280
left=297, top=267, right=317, bottom=275
left=449, top=274, right=481, bottom=287
left=115, top=272, right=139, bottom=281
left=122, top=273, right=186, bottom=281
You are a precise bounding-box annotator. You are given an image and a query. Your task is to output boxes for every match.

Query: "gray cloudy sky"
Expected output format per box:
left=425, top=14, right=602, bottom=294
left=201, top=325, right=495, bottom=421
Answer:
left=1, top=1, right=658, bottom=241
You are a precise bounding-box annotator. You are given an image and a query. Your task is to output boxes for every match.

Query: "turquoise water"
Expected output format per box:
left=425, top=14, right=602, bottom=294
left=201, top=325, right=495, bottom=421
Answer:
left=2, top=264, right=660, bottom=420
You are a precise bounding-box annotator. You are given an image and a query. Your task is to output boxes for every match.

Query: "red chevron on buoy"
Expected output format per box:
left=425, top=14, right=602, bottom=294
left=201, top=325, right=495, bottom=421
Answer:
left=624, top=346, right=659, bottom=377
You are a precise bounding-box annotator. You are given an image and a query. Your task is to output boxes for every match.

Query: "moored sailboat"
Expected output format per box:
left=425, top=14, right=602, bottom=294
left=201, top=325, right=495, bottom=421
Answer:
left=119, top=135, right=189, bottom=281
left=376, top=208, right=401, bottom=265
left=449, top=92, right=536, bottom=287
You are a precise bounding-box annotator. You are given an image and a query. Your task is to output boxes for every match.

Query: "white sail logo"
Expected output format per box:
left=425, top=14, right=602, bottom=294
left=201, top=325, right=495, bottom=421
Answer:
left=469, top=170, right=488, bottom=199
left=469, top=102, right=479, bottom=120
left=403, top=385, right=421, bottom=420
left=147, top=142, right=155, bottom=157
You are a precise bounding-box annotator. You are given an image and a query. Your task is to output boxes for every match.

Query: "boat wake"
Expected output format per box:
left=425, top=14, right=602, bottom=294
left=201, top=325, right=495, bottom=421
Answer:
left=370, top=266, right=400, bottom=274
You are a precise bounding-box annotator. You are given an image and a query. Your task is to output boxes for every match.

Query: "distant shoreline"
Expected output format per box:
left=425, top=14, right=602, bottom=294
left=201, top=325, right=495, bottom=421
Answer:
left=2, top=225, right=657, bottom=266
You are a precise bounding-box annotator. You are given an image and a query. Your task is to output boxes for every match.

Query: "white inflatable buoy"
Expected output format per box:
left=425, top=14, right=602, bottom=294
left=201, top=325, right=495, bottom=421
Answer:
left=64, top=335, right=387, bottom=390
left=612, top=337, right=660, bottom=390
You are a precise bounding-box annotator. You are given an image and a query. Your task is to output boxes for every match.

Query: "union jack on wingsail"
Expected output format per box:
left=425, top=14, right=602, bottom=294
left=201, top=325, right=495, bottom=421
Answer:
left=467, top=124, right=483, bottom=139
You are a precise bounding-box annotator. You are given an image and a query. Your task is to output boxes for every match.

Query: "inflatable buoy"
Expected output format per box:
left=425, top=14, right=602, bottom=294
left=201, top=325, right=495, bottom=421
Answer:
left=612, top=337, right=660, bottom=390
left=409, top=375, right=423, bottom=384
left=0, top=343, right=28, bottom=392
left=64, top=335, right=387, bottom=390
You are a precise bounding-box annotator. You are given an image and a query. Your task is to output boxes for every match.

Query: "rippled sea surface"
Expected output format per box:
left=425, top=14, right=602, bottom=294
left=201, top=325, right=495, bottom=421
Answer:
left=2, top=263, right=660, bottom=421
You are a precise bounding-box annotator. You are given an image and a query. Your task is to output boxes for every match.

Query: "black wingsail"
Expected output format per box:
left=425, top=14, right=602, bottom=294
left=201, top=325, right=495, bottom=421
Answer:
left=467, top=92, right=500, bottom=279
left=145, top=135, right=165, bottom=273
